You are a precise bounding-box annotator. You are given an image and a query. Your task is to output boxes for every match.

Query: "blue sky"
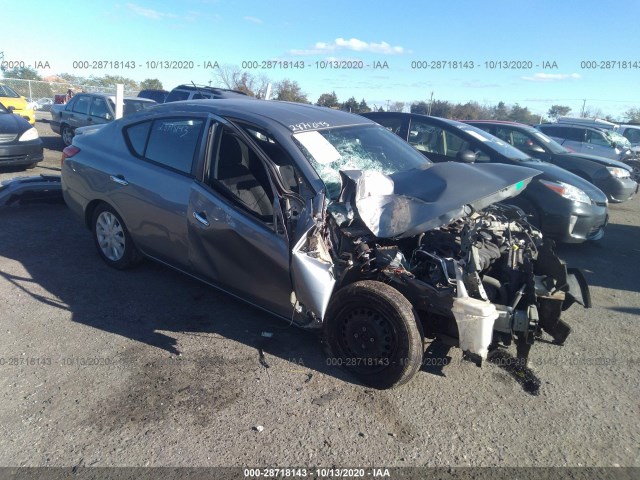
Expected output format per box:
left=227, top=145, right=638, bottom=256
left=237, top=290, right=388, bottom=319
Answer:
left=4, top=0, right=640, bottom=118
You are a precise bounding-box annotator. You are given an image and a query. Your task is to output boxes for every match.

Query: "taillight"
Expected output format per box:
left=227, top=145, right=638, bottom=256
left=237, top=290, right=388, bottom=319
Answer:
left=61, top=145, right=80, bottom=167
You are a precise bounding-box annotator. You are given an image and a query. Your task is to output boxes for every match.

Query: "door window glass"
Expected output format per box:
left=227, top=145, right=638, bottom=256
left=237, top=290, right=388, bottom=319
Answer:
left=586, top=130, right=610, bottom=146
left=72, top=96, right=90, bottom=115
left=145, top=118, right=204, bottom=174
left=210, top=127, right=274, bottom=221
left=90, top=97, right=110, bottom=119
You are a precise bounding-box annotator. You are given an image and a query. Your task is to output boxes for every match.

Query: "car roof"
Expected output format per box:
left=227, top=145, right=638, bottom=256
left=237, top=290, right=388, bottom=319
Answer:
left=171, top=85, right=248, bottom=95
left=150, top=99, right=375, bottom=132
left=76, top=92, right=154, bottom=101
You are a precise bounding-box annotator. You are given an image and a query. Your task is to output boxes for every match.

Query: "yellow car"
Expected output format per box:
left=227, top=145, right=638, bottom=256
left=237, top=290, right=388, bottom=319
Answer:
left=0, top=83, right=36, bottom=125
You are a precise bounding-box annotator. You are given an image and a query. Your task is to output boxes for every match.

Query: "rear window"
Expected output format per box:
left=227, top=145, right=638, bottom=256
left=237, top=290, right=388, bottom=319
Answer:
left=123, top=117, right=204, bottom=174
left=124, top=122, right=152, bottom=157
left=165, top=90, right=190, bottom=102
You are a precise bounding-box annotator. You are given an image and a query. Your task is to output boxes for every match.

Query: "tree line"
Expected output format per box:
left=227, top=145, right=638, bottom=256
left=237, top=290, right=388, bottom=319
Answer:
left=3, top=65, right=639, bottom=123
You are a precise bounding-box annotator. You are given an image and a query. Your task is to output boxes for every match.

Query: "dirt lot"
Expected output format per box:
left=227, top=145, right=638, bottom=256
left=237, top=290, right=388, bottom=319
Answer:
left=0, top=114, right=639, bottom=468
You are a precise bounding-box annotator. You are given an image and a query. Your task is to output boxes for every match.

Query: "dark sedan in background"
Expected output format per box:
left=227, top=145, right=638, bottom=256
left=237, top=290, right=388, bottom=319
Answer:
left=362, top=112, right=609, bottom=243
left=0, top=102, right=43, bottom=170
left=466, top=120, right=637, bottom=203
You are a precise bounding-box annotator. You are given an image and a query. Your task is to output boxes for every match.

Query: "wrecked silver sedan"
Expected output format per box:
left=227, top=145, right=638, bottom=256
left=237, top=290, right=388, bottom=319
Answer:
left=61, top=100, right=590, bottom=388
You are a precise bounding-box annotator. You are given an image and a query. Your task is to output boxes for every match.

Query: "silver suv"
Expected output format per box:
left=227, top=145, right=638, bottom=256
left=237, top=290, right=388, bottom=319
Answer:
left=165, top=85, right=250, bottom=102
left=535, top=123, right=636, bottom=161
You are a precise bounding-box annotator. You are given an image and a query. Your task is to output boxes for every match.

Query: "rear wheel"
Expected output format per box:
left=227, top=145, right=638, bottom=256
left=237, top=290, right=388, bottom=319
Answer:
left=61, top=124, right=74, bottom=146
left=324, top=281, right=424, bottom=389
left=91, top=203, right=141, bottom=269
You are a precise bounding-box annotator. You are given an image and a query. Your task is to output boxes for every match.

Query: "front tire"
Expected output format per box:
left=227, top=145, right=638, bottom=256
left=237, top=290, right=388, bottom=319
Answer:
left=324, top=280, right=424, bottom=389
left=92, top=203, right=141, bottom=269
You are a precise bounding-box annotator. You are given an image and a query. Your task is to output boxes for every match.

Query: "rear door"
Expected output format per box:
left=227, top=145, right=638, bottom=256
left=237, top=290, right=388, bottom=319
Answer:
left=111, top=114, right=207, bottom=270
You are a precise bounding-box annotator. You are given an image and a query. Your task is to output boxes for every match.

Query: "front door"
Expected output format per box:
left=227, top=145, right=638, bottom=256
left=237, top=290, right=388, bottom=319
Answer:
left=188, top=124, right=293, bottom=318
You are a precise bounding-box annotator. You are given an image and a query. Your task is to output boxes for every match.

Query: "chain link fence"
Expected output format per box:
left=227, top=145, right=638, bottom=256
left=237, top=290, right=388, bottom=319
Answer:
left=1, top=78, right=139, bottom=101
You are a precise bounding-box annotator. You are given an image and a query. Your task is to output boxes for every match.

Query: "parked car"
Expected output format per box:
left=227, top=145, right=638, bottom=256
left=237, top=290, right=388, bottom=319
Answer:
left=535, top=123, right=636, bottom=162
left=618, top=124, right=640, bottom=145
left=50, top=93, right=156, bottom=146
left=138, top=89, right=168, bottom=104
left=0, top=102, right=43, bottom=169
left=61, top=99, right=590, bottom=388
left=362, top=112, right=609, bottom=243
left=35, top=97, right=54, bottom=112
left=465, top=120, right=637, bottom=202
left=165, top=84, right=250, bottom=102
left=0, top=83, right=35, bottom=125
left=557, top=116, right=617, bottom=130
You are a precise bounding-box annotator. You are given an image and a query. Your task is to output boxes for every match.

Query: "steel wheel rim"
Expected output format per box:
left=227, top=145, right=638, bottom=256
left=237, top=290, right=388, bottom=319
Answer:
left=96, top=211, right=125, bottom=261
left=338, top=307, right=397, bottom=373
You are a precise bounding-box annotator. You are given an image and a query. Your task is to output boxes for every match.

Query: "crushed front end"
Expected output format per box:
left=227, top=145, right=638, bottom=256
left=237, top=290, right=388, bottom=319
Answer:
left=326, top=203, right=591, bottom=364
left=293, top=163, right=591, bottom=369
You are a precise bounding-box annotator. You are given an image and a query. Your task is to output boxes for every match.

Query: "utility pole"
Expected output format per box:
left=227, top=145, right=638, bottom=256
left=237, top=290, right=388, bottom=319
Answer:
left=428, top=91, right=434, bottom=116
left=581, top=99, right=587, bottom=117
left=386, top=99, right=391, bottom=111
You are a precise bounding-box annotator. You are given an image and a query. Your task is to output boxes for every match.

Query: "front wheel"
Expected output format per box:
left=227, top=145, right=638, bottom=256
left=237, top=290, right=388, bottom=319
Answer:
left=92, top=203, right=141, bottom=269
left=324, top=280, right=424, bottom=389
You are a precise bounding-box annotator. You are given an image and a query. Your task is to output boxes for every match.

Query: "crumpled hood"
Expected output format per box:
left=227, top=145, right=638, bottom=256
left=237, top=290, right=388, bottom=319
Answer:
left=337, top=162, right=541, bottom=239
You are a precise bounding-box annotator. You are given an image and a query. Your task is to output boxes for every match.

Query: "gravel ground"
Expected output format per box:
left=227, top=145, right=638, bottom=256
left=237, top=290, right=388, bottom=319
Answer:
left=0, top=114, right=638, bottom=468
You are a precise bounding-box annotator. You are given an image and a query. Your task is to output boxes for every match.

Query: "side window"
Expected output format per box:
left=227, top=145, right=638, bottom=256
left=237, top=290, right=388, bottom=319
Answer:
left=145, top=118, right=204, bottom=174
left=624, top=129, right=640, bottom=144
left=90, top=97, right=110, bottom=119
left=72, top=96, right=90, bottom=115
left=64, top=96, right=77, bottom=111
left=165, top=90, right=189, bottom=102
left=563, top=127, right=586, bottom=142
left=498, top=128, right=534, bottom=150
left=242, top=126, right=309, bottom=195
left=124, top=121, right=152, bottom=157
left=209, top=127, right=274, bottom=221
left=374, top=116, right=404, bottom=136
left=442, top=130, right=468, bottom=158
left=586, top=130, right=610, bottom=146
left=408, top=120, right=442, bottom=154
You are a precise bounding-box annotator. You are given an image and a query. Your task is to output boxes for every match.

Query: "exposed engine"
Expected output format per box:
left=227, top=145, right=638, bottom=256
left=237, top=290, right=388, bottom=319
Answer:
left=323, top=202, right=590, bottom=363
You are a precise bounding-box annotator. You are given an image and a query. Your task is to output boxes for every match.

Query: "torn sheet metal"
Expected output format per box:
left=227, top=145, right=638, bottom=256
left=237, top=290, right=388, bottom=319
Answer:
left=338, top=162, right=541, bottom=239
left=0, top=174, right=62, bottom=207
left=291, top=226, right=336, bottom=321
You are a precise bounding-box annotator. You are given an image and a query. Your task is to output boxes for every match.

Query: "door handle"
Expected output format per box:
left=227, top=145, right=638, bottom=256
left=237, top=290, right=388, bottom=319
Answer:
left=193, top=211, right=210, bottom=227
left=586, top=146, right=594, bottom=149
left=109, top=175, right=129, bottom=186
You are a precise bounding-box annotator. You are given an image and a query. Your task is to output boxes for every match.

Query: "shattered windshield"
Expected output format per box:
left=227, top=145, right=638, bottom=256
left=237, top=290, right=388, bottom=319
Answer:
left=607, top=130, right=631, bottom=148
left=293, top=124, right=431, bottom=199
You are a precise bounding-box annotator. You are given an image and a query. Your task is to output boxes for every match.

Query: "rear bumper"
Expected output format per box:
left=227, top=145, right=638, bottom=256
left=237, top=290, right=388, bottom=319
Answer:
left=0, top=174, right=62, bottom=206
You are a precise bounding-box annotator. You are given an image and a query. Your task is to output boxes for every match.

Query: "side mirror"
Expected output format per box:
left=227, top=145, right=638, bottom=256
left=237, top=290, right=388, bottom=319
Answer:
left=7, top=106, right=15, bottom=112
left=105, top=113, right=113, bottom=120
left=611, top=142, right=617, bottom=149
left=529, top=144, right=545, bottom=154
left=457, top=150, right=477, bottom=163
